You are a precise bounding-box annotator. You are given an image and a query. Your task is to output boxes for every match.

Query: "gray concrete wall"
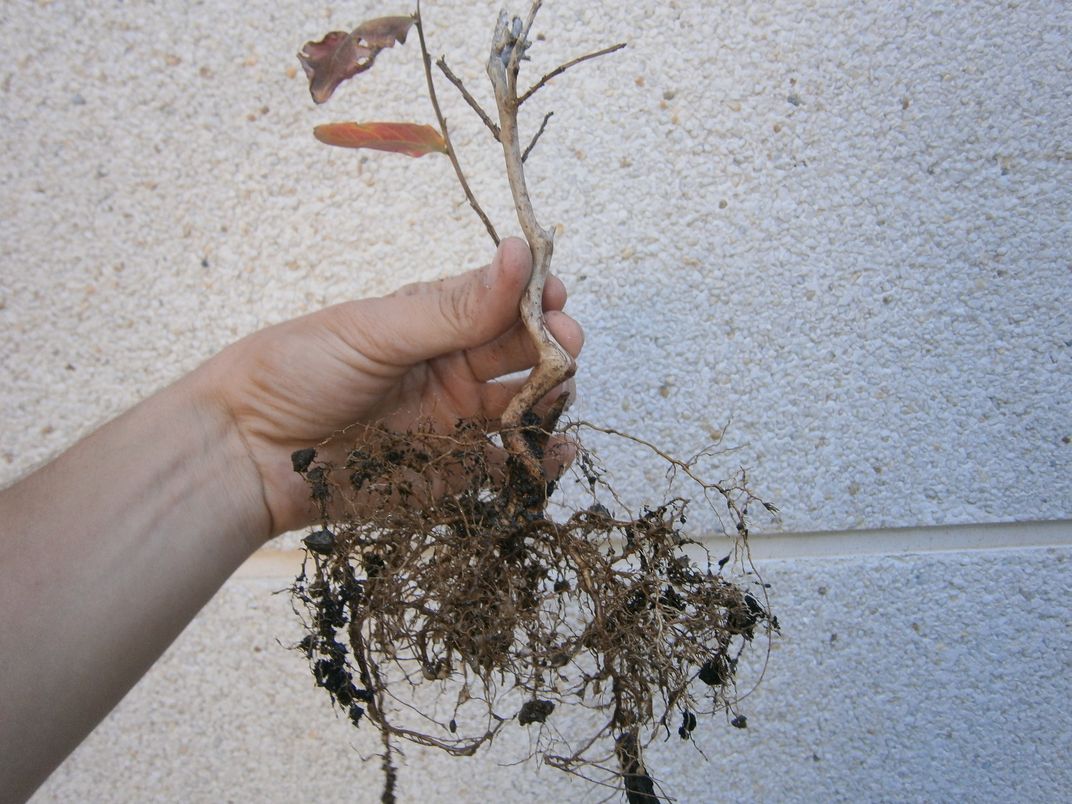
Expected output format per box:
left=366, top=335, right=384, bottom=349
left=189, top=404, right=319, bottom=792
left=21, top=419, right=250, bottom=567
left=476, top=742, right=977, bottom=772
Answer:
left=3, top=0, right=1070, bottom=801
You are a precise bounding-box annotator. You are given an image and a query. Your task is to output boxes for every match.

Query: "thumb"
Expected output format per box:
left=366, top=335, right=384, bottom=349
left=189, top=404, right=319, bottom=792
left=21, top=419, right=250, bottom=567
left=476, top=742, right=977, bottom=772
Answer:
left=354, top=237, right=533, bottom=365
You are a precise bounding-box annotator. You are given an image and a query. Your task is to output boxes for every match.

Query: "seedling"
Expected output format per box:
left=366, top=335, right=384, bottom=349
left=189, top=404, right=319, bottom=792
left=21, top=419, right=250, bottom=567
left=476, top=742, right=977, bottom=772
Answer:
left=291, top=4, right=778, bottom=801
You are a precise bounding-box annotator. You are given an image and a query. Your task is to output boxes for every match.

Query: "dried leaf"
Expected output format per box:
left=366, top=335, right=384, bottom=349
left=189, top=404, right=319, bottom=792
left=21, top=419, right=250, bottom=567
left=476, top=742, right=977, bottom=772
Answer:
left=314, top=122, right=447, bottom=158
left=352, top=15, right=415, bottom=49
left=298, top=16, right=416, bottom=104
left=298, top=31, right=376, bottom=104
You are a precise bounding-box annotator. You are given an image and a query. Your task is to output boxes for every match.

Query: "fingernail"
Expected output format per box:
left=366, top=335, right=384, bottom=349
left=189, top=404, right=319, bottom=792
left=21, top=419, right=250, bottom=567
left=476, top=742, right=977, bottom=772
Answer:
left=481, top=261, right=497, bottom=289
left=561, top=379, right=577, bottom=410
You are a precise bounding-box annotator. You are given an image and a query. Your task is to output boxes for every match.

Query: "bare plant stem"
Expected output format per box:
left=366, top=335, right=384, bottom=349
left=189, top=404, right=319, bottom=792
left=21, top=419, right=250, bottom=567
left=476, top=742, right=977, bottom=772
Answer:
left=487, top=4, right=577, bottom=481
left=415, top=2, right=500, bottom=246
left=436, top=58, right=500, bottom=141
left=415, top=2, right=624, bottom=479
left=522, top=111, right=553, bottom=162
left=518, top=42, right=627, bottom=106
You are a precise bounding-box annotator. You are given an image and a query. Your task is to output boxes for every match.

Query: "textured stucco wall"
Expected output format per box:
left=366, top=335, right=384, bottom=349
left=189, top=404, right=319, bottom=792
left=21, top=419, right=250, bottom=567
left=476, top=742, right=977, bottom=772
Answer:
left=3, top=0, right=1069, bottom=532
left=3, top=0, right=1071, bottom=801
left=32, top=540, right=1072, bottom=803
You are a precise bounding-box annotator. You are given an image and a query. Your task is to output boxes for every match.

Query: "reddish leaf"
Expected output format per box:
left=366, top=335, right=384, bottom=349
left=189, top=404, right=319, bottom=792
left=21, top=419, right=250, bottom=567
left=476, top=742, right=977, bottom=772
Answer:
left=298, top=16, right=416, bottom=104
left=314, top=122, right=447, bottom=158
left=298, top=31, right=376, bottom=104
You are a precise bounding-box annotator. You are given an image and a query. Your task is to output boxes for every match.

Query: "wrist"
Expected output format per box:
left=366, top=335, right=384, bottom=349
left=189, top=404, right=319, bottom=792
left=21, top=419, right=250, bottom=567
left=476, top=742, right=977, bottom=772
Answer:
left=0, top=359, right=273, bottom=798
left=181, top=361, right=275, bottom=548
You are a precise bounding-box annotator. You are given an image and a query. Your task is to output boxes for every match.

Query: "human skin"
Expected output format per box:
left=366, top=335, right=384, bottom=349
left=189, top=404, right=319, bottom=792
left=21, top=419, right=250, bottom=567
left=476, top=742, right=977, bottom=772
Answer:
left=0, top=237, right=583, bottom=802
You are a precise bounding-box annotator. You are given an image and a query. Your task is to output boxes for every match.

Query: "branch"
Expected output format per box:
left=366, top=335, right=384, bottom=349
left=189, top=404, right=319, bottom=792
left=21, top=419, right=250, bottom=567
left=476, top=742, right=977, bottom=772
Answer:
left=519, top=0, right=543, bottom=46
left=436, top=58, right=500, bottom=141
left=518, top=42, right=627, bottom=106
left=415, top=3, right=500, bottom=245
left=521, top=111, right=553, bottom=163
left=487, top=4, right=576, bottom=485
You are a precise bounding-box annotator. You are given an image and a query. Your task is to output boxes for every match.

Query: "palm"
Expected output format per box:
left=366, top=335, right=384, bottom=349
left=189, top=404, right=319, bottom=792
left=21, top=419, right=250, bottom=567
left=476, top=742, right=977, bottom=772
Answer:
left=212, top=239, right=582, bottom=535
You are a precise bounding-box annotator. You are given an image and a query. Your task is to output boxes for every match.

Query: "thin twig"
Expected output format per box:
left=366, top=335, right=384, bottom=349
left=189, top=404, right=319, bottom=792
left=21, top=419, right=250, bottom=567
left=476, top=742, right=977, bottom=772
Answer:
left=522, top=111, right=553, bottom=163
left=518, top=42, right=627, bottom=106
left=436, top=57, right=500, bottom=140
left=520, top=0, right=544, bottom=45
left=415, top=2, right=499, bottom=245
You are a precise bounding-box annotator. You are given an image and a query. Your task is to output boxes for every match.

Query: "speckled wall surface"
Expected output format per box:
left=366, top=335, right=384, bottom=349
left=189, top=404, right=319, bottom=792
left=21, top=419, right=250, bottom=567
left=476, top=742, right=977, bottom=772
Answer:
left=3, top=0, right=1069, bottom=531
left=32, top=544, right=1072, bottom=802
left=3, top=0, right=1070, bottom=801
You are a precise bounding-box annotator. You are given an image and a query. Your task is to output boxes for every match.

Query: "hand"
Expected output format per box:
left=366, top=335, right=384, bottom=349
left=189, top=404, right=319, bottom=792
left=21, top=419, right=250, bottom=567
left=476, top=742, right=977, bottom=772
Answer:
left=203, top=237, right=584, bottom=537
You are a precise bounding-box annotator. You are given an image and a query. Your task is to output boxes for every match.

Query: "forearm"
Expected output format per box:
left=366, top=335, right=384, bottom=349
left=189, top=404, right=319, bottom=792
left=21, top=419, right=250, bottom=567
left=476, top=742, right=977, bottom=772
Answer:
left=0, top=367, right=269, bottom=802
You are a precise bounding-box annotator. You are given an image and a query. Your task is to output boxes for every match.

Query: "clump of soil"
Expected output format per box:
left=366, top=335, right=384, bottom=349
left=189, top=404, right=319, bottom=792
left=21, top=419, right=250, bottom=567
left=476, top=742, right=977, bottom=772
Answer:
left=290, top=418, right=777, bottom=802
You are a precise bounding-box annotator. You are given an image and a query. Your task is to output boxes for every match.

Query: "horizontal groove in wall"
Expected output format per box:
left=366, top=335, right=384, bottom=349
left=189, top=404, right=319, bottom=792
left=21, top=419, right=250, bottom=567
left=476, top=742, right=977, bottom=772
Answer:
left=236, top=519, right=1072, bottom=579
left=742, top=518, right=1071, bottom=560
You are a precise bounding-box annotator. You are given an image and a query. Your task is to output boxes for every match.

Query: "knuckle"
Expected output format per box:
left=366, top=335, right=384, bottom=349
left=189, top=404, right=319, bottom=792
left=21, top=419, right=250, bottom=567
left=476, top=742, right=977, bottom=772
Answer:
left=438, top=281, right=475, bottom=337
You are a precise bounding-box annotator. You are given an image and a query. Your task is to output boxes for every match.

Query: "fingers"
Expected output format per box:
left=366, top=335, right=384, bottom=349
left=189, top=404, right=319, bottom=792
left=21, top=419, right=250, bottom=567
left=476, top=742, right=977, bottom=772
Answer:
left=335, top=237, right=534, bottom=366
left=464, top=309, right=585, bottom=384
left=542, top=273, right=568, bottom=312
left=542, top=434, right=578, bottom=483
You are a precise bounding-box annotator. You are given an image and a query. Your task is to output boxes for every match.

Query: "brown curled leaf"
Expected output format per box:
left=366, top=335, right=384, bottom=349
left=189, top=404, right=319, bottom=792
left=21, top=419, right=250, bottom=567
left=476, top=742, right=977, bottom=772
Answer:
left=352, top=15, right=416, bottom=49
left=298, top=16, right=415, bottom=104
left=314, top=122, right=447, bottom=158
left=298, top=31, right=376, bottom=104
